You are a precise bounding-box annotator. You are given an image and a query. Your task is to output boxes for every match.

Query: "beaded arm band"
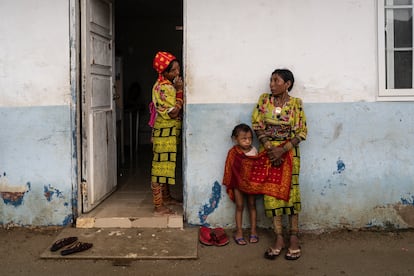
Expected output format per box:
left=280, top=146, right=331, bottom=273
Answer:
left=283, top=137, right=301, bottom=152
left=255, top=130, right=272, bottom=150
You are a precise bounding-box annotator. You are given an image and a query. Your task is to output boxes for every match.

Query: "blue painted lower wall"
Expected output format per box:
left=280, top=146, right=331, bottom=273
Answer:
left=1, top=102, right=414, bottom=230
left=0, top=106, right=74, bottom=226
left=184, top=102, right=414, bottom=230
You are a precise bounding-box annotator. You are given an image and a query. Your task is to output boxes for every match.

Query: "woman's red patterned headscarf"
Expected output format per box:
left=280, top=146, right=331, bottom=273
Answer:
left=153, top=51, right=177, bottom=81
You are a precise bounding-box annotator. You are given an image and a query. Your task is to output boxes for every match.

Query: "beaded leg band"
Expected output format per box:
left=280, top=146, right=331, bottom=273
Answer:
left=273, top=215, right=283, bottom=235
left=289, top=214, right=299, bottom=235
left=161, top=184, right=172, bottom=201
left=151, top=182, right=163, bottom=208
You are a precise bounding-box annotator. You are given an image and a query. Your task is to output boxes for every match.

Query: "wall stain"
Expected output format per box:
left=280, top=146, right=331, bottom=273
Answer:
left=62, top=214, right=73, bottom=226
left=43, top=184, right=64, bottom=202
left=334, top=158, right=346, bottom=174
left=198, top=181, right=222, bottom=226
left=395, top=202, right=414, bottom=227
left=0, top=174, right=30, bottom=207
left=400, top=193, right=414, bottom=205
left=332, top=123, right=343, bottom=140
left=1, top=191, right=26, bottom=207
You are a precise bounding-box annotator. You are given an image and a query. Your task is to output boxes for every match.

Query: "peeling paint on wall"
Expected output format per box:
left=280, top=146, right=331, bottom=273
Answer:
left=62, top=214, right=73, bottom=225
left=400, top=193, right=414, bottom=205
left=44, top=184, right=64, bottom=202
left=364, top=202, right=414, bottom=229
left=198, top=181, right=222, bottom=226
left=0, top=173, right=30, bottom=207
left=1, top=105, right=74, bottom=226
left=395, top=205, right=414, bottom=227
left=1, top=191, right=26, bottom=207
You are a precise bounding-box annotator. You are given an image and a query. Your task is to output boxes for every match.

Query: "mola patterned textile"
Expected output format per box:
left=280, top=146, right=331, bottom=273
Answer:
left=222, top=146, right=293, bottom=201
left=151, top=78, right=182, bottom=185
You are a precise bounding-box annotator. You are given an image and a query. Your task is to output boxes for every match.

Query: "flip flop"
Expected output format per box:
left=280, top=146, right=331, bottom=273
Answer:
left=264, top=247, right=283, bottom=260
left=50, top=236, right=78, bottom=252
left=60, top=241, right=93, bottom=256
left=233, top=236, right=247, bottom=245
left=199, top=226, right=214, bottom=246
left=212, top=228, right=229, bottom=246
left=249, top=235, right=259, bottom=243
left=285, top=247, right=301, bottom=260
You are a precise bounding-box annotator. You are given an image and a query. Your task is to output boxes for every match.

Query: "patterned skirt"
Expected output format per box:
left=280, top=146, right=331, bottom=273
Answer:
left=151, top=118, right=182, bottom=185
left=263, top=141, right=301, bottom=217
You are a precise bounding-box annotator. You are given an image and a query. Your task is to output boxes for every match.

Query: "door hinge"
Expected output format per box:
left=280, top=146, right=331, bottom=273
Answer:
left=81, top=181, right=88, bottom=196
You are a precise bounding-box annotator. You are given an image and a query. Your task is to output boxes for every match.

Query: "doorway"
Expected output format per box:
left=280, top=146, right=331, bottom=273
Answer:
left=77, top=0, right=184, bottom=224
left=114, top=0, right=184, bottom=203
left=114, top=0, right=183, bottom=169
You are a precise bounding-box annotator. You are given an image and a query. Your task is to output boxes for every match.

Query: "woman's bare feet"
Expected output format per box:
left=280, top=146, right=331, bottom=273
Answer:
left=163, top=197, right=183, bottom=206
left=154, top=205, right=176, bottom=216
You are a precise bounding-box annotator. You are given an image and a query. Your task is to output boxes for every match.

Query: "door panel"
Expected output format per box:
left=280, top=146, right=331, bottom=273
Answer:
left=81, top=0, right=116, bottom=212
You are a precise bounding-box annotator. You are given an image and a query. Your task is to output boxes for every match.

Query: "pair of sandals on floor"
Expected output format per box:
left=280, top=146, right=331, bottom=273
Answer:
left=264, top=237, right=301, bottom=260
left=233, top=234, right=259, bottom=245
left=50, top=236, right=93, bottom=256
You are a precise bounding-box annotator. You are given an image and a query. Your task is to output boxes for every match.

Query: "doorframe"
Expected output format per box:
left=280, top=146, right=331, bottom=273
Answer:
left=69, top=0, right=82, bottom=220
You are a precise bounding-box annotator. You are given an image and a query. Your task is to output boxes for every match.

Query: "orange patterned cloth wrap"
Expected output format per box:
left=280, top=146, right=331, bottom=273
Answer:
left=153, top=51, right=176, bottom=74
left=222, top=146, right=293, bottom=202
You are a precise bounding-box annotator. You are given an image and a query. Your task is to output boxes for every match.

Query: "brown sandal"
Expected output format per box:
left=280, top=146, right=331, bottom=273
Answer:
left=50, top=236, right=78, bottom=252
left=60, top=241, right=93, bottom=256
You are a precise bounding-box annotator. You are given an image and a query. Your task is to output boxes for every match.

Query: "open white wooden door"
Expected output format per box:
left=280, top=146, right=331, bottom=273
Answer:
left=80, top=0, right=117, bottom=212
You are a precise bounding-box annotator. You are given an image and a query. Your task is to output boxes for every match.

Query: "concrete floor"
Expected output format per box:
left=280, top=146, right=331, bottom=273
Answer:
left=76, top=144, right=184, bottom=229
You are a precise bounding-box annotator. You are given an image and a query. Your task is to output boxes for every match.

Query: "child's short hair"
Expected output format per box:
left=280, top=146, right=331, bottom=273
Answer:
left=231, top=123, right=253, bottom=138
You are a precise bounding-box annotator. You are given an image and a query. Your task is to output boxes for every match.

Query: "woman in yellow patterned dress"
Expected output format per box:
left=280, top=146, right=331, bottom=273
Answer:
left=150, top=51, right=183, bottom=215
left=252, top=68, right=307, bottom=260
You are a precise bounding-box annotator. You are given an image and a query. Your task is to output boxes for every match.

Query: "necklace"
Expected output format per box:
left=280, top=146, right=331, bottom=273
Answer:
left=273, top=93, right=289, bottom=107
left=272, top=93, right=289, bottom=117
left=275, top=106, right=282, bottom=115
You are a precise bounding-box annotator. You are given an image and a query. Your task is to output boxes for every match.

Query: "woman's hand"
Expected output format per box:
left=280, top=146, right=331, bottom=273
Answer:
left=266, top=145, right=285, bottom=166
left=173, top=76, right=183, bottom=91
left=168, top=106, right=181, bottom=119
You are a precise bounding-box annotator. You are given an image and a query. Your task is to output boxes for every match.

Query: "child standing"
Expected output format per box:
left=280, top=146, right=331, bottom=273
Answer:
left=222, top=123, right=259, bottom=245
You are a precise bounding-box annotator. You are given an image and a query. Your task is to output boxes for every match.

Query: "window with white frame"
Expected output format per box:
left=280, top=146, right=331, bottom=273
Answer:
left=378, top=0, right=414, bottom=99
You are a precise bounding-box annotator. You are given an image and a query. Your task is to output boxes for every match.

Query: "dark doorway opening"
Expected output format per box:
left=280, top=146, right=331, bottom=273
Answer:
left=113, top=0, right=183, bottom=211
left=115, top=0, right=183, bottom=169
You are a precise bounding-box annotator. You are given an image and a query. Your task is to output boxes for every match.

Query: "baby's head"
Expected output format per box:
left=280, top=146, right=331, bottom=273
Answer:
left=231, top=123, right=253, bottom=150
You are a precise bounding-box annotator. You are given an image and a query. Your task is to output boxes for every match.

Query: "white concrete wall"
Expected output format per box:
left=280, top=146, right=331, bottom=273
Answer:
left=0, top=0, right=73, bottom=226
left=184, top=0, right=414, bottom=231
left=0, top=0, right=70, bottom=107
left=185, top=0, right=377, bottom=104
